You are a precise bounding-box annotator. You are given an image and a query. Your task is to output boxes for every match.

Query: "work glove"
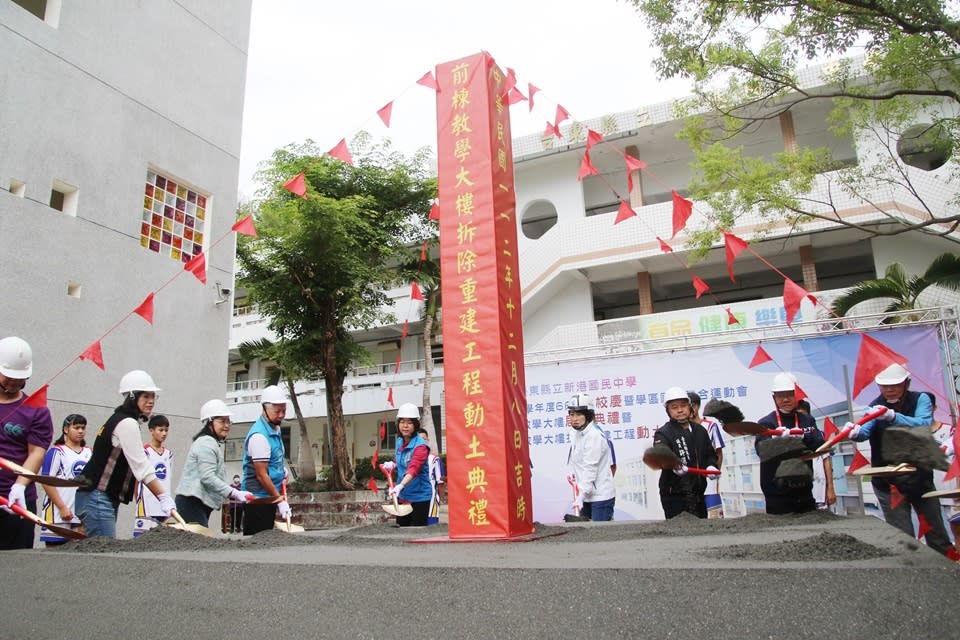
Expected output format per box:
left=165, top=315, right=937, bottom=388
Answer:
left=388, top=484, right=403, bottom=499
left=870, top=405, right=896, bottom=422
left=277, top=500, right=292, bottom=520
left=2, top=483, right=26, bottom=514
left=776, top=427, right=797, bottom=438
left=157, top=493, right=176, bottom=517
left=845, top=422, right=863, bottom=441
left=673, top=465, right=689, bottom=477
left=572, top=495, right=584, bottom=512
left=706, top=465, right=720, bottom=476
left=230, top=488, right=254, bottom=503
left=380, top=461, right=396, bottom=475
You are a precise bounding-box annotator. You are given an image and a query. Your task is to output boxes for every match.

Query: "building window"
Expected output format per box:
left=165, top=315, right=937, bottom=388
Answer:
left=141, top=169, right=207, bottom=263
left=11, top=0, right=61, bottom=26
left=8, top=180, right=26, bottom=197
left=521, top=200, right=558, bottom=239
left=50, top=180, right=78, bottom=216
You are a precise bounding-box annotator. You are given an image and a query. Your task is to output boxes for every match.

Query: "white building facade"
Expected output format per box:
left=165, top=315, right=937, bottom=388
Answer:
left=1, top=0, right=251, bottom=533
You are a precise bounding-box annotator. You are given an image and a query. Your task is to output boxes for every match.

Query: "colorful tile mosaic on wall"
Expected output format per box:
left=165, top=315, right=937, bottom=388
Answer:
left=141, top=170, right=206, bottom=262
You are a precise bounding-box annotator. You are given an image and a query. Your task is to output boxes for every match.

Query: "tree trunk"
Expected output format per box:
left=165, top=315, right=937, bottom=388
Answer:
left=323, top=322, right=354, bottom=490
left=286, top=379, right=317, bottom=482
left=420, top=296, right=439, bottom=453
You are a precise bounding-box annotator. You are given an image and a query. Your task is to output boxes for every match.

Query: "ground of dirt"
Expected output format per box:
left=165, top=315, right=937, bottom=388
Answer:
left=757, top=436, right=808, bottom=462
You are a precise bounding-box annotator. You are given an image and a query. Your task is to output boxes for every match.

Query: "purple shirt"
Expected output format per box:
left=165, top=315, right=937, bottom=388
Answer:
left=0, top=396, right=54, bottom=502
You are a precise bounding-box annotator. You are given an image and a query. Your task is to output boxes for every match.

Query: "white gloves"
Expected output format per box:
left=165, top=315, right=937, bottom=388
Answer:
left=157, top=493, right=176, bottom=517
left=2, top=483, right=26, bottom=513
left=277, top=500, right=292, bottom=520
left=388, top=484, right=403, bottom=499
left=706, top=465, right=720, bottom=476
left=230, top=488, right=254, bottom=503
left=871, top=405, right=896, bottom=422
left=673, top=465, right=689, bottom=476
left=381, top=461, right=396, bottom=474
left=777, top=427, right=797, bottom=438
left=572, top=495, right=584, bottom=512
left=845, top=421, right=863, bottom=441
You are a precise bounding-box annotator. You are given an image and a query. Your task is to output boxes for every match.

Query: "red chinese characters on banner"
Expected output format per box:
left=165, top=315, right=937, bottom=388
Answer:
left=436, top=53, right=534, bottom=538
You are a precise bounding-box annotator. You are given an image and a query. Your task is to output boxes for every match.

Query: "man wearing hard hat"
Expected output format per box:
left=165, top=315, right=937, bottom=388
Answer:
left=241, top=385, right=291, bottom=535
left=0, top=337, right=53, bottom=549
left=755, top=372, right=826, bottom=515
left=848, top=363, right=956, bottom=558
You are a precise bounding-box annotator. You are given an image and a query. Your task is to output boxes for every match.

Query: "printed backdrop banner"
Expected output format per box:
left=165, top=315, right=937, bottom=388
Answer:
left=527, top=325, right=950, bottom=523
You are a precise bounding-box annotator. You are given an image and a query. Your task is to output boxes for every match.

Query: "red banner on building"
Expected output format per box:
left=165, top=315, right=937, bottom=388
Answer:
left=436, top=53, right=533, bottom=538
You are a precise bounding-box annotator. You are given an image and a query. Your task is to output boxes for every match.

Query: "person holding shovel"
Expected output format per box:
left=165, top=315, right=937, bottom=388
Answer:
left=38, top=414, right=92, bottom=545
left=688, top=391, right=724, bottom=518
left=389, top=403, right=432, bottom=526
left=174, top=399, right=254, bottom=528
left=241, top=385, right=291, bottom=535
left=0, top=336, right=54, bottom=549
left=653, top=387, right=718, bottom=519
left=565, top=394, right=616, bottom=521
left=755, top=372, right=825, bottom=515
left=847, top=363, right=957, bottom=558
left=75, top=370, right=178, bottom=538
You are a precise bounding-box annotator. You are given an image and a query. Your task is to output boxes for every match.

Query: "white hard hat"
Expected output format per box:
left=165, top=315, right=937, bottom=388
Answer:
left=664, top=386, right=689, bottom=404
left=118, top=370, right=161, bottom=395
left=200, top=399, right=232, bottom=422
left=260, top=385, right=287, bottom=405
left=875, top=363, right=910, bottom=385
left=771, top=372, right=797, bottom=393
left=0, top=336, right=32, bottom=378
left=397, top=403, right=420, bottom=420
left=567, top=393, right=594, bottom=412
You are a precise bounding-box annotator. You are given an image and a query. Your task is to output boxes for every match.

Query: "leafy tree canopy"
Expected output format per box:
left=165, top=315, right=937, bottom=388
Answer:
left=629, top=0, right=960, bottom=254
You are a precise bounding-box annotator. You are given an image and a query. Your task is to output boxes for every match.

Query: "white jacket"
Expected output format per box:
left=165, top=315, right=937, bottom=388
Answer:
left=567, top=422, right=616, bottom=502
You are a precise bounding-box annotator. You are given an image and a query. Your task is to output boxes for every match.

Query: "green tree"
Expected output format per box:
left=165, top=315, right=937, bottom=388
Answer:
left=629, top=0, right=960, bottom=254
left=237, top=136, right=436, bottom=490
left=236, top=337, right=318, bottom=482
left=830, top=251, right=960, bottom=321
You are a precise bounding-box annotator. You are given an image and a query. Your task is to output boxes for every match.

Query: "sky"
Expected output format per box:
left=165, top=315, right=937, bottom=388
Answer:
left=237, top=0, right=691, bottom=199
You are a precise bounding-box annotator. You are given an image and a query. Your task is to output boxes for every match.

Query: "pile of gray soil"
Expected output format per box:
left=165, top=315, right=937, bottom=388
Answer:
left=882, top=427, right=949, bottom=470
left=757, top=437, right=807, bottom=463
left=710, top=531, right=891, bottom=562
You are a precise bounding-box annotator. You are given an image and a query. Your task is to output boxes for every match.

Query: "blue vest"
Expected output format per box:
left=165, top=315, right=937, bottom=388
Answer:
left=395, top=434, right=432, bottom=502
left=241, top=415, right=285, bottom=497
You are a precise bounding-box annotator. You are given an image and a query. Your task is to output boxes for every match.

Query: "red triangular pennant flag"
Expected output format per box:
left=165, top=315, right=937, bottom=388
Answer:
left=507, top=86, right=526, bottom=105
left=366, top=476, right=378, bottom=492
left=614, top=200, right=636, bottom=225
left=586, top=129, right=603, bottom=150
left=377, top=101, right=393, bottom=127
left=723, top=233, right=749, bottom=282
left=823, top=417, right=838, bottom=440
left=231, top=214, right=257, bottom=237
left=847, top=449, right=870, bottom=473
left=577, top=151, right=599, bottom=180
left=328, top=138, right=353, bottom=165
left=24, top=385, right=48, bottom=408
left=657, top=237, right=673, bottom=253
left=544, top=121, right=562, bottom=139
left=386, top=387, right=395, bottom=407
left=555, top=104, right=571, bottom=125
left=184, top=252, right=207, bottom=284
left=794, top=384, right=808, bottom=403
left=379, top=421, right=386, bottom=441
left=782, top=278, right=809, bottom=327
left=625, top=153, right=647, bottom=194
left=671, top=191, right=693, bottom=239
left=527, top=83, right=540, bottom=111
left=943, top=455, right=960, bottom=482
left=503, top=67, right=517, bottom=94
left=692, top=275, right=710, bottom=299
left=726, top=308, right=740, bottom=326
left=401, top=320, right=409, bottom=339
left=416, top=71, right=439, bottom=92
left=394, top=354, right=402, bottom=374
left=282, top=172, right=307, bottom=199
left=133, top=293, right=154, bottom=325
left=889, top=484, right=905, bottom=509
left=917, top=514, right=934, bottom=540
left=428, top=202, right=440, bottom=220
left=749, top=346, right=773, bottom=368
left=853, top=335, right=908, bottom=398
left=80, top=340, right=105, bottom=370
left=419, top=241, right=428, bottom=263
left=410, top=281, right=424, bottom=301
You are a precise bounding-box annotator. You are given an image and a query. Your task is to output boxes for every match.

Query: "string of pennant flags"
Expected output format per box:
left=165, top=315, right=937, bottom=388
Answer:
left=11, top=53, right=957, bottom=491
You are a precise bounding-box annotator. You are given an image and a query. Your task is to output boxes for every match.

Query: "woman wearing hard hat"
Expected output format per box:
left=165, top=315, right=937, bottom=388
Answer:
left=389, top=403, right=432, bottom=526
left=174, top=399, right=254, bottom=527
left=0, top=336, right=54, bottom=549
left=76, top=370, right=178, bottom=538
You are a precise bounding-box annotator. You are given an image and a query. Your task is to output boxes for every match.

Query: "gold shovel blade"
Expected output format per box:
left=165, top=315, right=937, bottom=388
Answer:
left=381, top=502, right=413, bottom=517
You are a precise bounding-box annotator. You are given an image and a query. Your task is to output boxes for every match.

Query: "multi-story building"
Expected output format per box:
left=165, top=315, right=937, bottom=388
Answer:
left=1, top=1, right=251, bottom=534
left=228, top=57, right=960, bottom=519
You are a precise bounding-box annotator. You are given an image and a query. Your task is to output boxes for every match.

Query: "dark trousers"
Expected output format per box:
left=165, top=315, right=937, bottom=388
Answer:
left=174, top=494, right=213, bottom=527
left=0, top=499, right=36, bottom=549
left=661, top=494, right=707, bottom=519
left=875, top=483, right=953, bottom=556
left=243, top=503, right=277, bottom=535
left=764, top=491, right=817, bottom=515
left=397, top=500, right=430, bottom=526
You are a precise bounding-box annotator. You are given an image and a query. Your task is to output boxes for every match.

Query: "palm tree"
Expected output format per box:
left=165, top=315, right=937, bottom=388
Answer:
left=236, top=337, right=318, bottom=482
left=830, top=252, right=960, bottom=323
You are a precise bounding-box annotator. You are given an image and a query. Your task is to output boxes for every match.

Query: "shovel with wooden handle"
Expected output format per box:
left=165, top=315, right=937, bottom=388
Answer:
left=379, top=463, right=413, bottom=517
left=0, top=455, right=88, bottom=488
left=274, top=480, right=305, bottom=532
left=0, top=495, right=86, bottom=540
left=642, top=445, right=721, bottom=476
left=164, top=509, right=213, bottom=536
left=563, top=474, right=588, bottom=522
left=814, top=407, right=887, bottom=454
